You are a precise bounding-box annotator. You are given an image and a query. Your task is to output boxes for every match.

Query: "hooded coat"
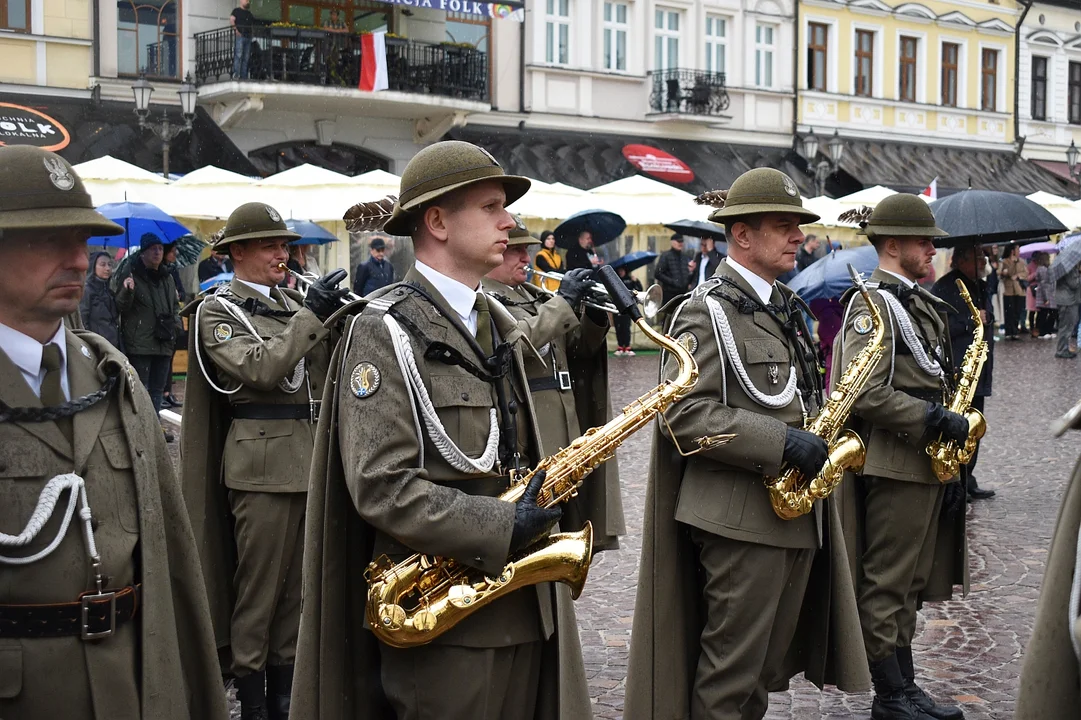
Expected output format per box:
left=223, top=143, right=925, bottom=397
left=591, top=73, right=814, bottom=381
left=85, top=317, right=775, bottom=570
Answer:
left=80, top=250, right=122, bottom=349
left=113, top=257, right=179, bottom=357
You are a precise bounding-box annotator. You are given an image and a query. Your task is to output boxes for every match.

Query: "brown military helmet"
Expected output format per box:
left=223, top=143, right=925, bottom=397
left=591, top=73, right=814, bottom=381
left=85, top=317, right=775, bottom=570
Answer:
left=858, top=193, right=948, bottom=238
left=707, top=168, right=820, bottom=224
left=0, top=146, right=123, bottom=236
left=383, top=140, right=530, bottom=236
left=507, top=214, right=538, bottom=246
left=214, top=202, right=301, bottom=250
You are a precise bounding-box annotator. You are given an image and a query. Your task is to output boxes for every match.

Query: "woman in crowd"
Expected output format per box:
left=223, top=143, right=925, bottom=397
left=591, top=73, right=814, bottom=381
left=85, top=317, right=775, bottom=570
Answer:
left=613, top=266, right=642, bottom=356
left=998, top=244, right=1027, bottom=340
left=533, top=230, right=562, bottom=292
left=1033, top=251, right=1058, bottom=338
left=1027, top=253, right=1040, bottom=336
left=80, top=249, right=123, bottom=349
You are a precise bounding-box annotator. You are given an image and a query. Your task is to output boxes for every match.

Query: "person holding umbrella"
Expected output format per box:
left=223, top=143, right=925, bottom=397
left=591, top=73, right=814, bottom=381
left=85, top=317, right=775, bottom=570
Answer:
left=1051, top=241, right=1081, bottom=358
left=555, top=209, right=626, bottom=273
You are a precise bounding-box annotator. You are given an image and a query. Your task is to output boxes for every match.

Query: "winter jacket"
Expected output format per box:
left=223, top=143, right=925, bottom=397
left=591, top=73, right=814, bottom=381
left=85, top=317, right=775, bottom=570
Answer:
left=79, top=251, right=123, bottom=350
left=654, top=248, right=690, bottom=301
left=1054, top=266, right=1081, bottom=308
left=114, top=258, right=180, bottom=357
left=352, top=257, right=395, bottom=297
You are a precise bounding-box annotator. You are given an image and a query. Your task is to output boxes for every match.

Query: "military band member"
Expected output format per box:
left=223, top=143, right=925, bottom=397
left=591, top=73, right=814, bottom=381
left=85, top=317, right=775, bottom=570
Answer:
left=294, top=141, right=607, bottom=720
left=626, top=168, right=868, bottom=720
left=835, top=194, right=970, bottom=720
left=481, top=216, right=625, bottom=550
left=0, top=146, right=228, bottom=719
left=181, top=203, right=346, bottom=720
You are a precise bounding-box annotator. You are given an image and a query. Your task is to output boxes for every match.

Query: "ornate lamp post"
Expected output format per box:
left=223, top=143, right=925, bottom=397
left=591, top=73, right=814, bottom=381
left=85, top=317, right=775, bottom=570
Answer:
left=800, top=128, right=845, bottom=197
left=1067, top=140, right=1081, bottom=189
left=131, top=72, right=199, bottom=178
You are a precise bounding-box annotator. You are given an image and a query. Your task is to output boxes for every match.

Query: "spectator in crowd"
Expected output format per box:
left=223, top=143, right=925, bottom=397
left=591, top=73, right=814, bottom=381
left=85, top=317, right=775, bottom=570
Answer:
left=352, top=236, right=395, bottom=296
left=810, top=297, right=843, bottom=390
left=80, top=250, right=122, bottom=349
left=654, top=234, right=691, bottom=305
left=230, top=0, right=257, bottom=80
left=533, top=230, right=562, bottom=292
left=162, top=242, right=185, bottom=409
left=1027, top=253, right=1040, bottom=336
left=688, top=235, right=723, bottom=288
left=614, top=265, right=643, bottom=356
left=796, top=233, right=821, bottom=271
left=985, top=246, right=1000, bottom=333
left=998, top=244, right=1027, bottom=340
left=114, top=233, right=181, bottom=437
left=565, top=229, right=602, bottom=271
left=1054, top=262, right=1081, bottom=359
left=1032, top=251, right=1057, bottom=339
left=198, top=247, right=233, bottom=282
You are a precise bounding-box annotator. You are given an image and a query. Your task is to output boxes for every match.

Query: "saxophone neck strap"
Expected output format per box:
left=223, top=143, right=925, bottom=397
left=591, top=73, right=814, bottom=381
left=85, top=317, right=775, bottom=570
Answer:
left=0, top=373, right=119, bottom=424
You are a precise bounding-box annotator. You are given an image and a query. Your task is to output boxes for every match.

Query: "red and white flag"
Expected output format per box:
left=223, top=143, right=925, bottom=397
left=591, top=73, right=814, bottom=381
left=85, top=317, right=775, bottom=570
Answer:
left=920, top=177, right=938, bottom=200
left=359, top=31, right=388, bottom=92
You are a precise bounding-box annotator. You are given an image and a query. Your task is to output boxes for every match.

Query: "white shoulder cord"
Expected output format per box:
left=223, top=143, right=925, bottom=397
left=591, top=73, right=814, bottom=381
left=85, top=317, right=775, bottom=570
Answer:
left=0, top=474, right=98, bottom=568
left=705, top=296, right=798, bottom=410
left=1070, top=521, right=1081, bottom=662
left=383, top=313, right=499, bottom=474
left=875, top=289, right=944, bottom=379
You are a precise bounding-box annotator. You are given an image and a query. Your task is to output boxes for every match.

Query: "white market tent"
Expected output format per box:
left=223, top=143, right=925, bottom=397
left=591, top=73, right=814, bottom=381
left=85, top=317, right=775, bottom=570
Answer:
left=584, top=174, right=704, bottom=226
left=1027, top=190, right=1081, bottom=232
left=511, top=179, right=588, bottom=221
left=167, top=165, right=260, bottom=219
left=74, top=155, right=170, bottom=206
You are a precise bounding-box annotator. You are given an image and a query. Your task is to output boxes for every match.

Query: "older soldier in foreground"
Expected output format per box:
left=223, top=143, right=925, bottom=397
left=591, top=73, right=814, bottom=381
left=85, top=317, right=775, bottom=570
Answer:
left=0, top=146, right=228, bottom=719
left=836, top=195, right=970, bottom=720
left=481, top=217, right=624, bottom=549
left=626, top=168, right=868, bottom=720
left=294, top=141, right=608, bottom=720
left=181, top=203, right=346, bottom=720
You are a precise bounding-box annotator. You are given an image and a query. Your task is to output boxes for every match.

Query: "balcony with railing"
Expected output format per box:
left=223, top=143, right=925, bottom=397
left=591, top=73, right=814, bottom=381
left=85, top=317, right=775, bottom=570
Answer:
left=648, top=69, right=730, bottom=119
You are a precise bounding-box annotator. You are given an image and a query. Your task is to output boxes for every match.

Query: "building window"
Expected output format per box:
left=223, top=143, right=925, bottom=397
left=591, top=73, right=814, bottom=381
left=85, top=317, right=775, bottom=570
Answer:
left=545, top=0, right=570, bottom=65
left=446, top=12, right=491, bottom=53
left=941, top=42, right=958, bottom=106
left=0, top=0, right=30, bottom=31
left=899, top=36, right=917, bottom=102
left=981, top=48, right=998, bottom=111
left=755, top=23, right=775, bottom=88
left=705, top=15, right=726, bottom=75
left=118, top=0, right=180, bottom=78
left=1031, top=56, right=1047, bottom=120
left=654, top=9, right=681, bottom=72
left=1070, top=62, right=1081, bottom=124
left=807, top=22, right=828, bottom=91
left=854, top=29, right=874, bottom=97
left=603, top=2, right=628, bottom=71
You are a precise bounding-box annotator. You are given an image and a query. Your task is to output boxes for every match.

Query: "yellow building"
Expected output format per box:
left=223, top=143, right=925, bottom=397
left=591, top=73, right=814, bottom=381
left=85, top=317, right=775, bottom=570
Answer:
left=0, top=0, right=93, bottom=89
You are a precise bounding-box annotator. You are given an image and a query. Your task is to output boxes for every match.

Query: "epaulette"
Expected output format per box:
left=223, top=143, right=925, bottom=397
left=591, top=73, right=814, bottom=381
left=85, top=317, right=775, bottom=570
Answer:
left=361, top=285, right=410, bottom=317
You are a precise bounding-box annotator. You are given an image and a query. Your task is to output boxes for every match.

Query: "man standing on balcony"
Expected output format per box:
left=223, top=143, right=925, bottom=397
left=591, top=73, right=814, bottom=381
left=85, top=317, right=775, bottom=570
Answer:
left=231, top=0, right=256, bottom=80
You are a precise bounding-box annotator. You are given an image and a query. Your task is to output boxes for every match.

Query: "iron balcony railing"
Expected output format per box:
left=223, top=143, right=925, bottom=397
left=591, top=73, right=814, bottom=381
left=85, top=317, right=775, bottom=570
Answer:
left=194, top=26, right=489, bottom=102
left=648, top=68, right=730, bottom=116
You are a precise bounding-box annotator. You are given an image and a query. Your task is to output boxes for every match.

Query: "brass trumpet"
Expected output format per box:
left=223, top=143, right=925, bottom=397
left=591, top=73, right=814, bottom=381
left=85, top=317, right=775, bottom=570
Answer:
left=277, top=263, right=362, bottom=304
left=525, top=267, right=664, bottom=320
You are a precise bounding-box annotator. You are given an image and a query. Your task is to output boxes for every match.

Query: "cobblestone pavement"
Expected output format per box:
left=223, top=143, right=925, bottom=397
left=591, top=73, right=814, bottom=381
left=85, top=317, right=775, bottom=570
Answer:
left=170, top=333, right=1080, bottom=719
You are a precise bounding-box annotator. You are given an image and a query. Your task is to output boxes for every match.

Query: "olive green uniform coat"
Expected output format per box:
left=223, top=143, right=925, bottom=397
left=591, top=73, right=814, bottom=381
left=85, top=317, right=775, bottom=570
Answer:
left=625, top=261, right=869, bottom=720
left=180, top=278, right=331, bottom=673
left=293, top=267, right=601, bottom=720
left=834, top=268, right=968, bottom=662
left=0, top=328, right=228, bottom=719
left=480, top=278, right=625, bottom=550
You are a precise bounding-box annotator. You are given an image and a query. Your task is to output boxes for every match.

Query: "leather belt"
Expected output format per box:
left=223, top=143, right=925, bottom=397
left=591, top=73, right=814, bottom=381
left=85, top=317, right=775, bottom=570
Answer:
left=0, top=584, right=140, bottom=640
left=528, top=371, right=572, bottom=393
left=231, top=402, right=320, bottom=422
left=898, top=388, right=944, bottom=403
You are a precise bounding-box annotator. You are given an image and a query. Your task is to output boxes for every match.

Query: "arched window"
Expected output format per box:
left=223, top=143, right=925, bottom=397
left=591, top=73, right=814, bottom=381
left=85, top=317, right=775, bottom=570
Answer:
left=117, top=0, right=180, bottom=78
left=248, top=141, right=390, bottom=177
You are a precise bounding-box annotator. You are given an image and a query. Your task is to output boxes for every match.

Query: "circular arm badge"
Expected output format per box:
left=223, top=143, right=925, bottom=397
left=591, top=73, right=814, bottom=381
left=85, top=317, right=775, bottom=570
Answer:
left=350, top=362, right=381, bottom=398
left=852, top=314, right=874, bottom=335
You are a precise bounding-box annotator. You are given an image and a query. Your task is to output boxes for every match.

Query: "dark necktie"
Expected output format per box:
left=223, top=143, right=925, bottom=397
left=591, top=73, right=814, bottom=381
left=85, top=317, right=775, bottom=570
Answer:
left=40, top=343, right=73, bottom=443
left=473, top=294, right=494, bottom=357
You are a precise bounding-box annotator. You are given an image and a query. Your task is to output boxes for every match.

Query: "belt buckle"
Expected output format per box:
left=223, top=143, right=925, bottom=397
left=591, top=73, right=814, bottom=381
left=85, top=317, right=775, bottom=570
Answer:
left=557, top=371, right=572, bottom=391
left=81, top=591, right=117, bottom=640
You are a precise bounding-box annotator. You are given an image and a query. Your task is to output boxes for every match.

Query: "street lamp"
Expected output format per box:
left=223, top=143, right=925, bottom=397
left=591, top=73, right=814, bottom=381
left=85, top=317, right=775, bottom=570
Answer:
left=131, top=71, right=199, bottom=179
left=800, top=128, right=845, bottom=197
left=1067, top=139, right=1080, bottom=185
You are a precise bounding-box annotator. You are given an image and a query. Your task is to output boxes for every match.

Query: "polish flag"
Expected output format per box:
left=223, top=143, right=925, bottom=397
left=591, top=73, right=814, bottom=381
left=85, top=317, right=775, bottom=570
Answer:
left=920, top=177, right=938, bottom=200
left=359, top=31, right=388, bottom=92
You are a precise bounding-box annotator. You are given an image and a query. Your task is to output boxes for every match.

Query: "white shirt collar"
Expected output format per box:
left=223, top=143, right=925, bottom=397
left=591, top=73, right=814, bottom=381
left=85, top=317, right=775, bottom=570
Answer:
left=880, top=269, right=916, bottom=289
left=725, top=256, right=776, bottom=305
left=698, top=252, right=708, bottom=285
left=0, top=320, right=70, bottom=400
left=235, top=278, right=275, bottom=300
left=414, top=259, right=480, bottom=335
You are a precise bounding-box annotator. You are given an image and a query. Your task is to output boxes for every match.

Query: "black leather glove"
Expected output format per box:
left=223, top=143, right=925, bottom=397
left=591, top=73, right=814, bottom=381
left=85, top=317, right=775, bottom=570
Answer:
left=926, top=403, right=970, bottom=444
left=941, top=479, right=966, bottom=518
left=509, top=470, right=563, bottom=553
left=556, top=268, right=594, bottom=310
left=303, top=268, right=349, bottom=321
left=782, top=427, right=830, bottom=478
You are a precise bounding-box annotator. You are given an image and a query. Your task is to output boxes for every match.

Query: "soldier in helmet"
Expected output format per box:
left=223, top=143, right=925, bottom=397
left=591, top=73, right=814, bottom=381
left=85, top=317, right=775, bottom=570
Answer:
left=180, top=202, right=348, bottom=720
left=625, top=168, right=869, bottom=720
left=293, top=141, right=611, bottom=720
left=0, top=146, right=229, bottom=719
left=834, top=194, right=970, bottom=720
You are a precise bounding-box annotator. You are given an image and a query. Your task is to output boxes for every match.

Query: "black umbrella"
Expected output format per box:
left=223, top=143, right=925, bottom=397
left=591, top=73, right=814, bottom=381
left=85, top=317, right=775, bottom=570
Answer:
left=554, top=209, right=627, bottom=249
left=609, top=251, right=658, bottom=274
left=664, top=218, right=726, bottom=242
left=928, top=190, right=1068, bottom=247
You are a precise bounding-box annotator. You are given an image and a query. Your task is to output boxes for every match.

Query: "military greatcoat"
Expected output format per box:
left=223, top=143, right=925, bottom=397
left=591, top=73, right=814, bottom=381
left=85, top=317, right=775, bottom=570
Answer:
left=0, top=328, right=228, bottom=720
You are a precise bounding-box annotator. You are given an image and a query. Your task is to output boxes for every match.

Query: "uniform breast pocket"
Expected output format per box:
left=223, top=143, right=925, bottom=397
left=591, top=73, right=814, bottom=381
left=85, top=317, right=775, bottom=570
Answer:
left=429, top=374, right=495, bottom=456
left=0, top=452, right=50, bottom=534
left=0, top=644, right=22, bottom=698
left=225, top=419, right=295, bottom=486
left=98, top=429, right=140, bottom=534
left=742, top=337, right=792, bottom=389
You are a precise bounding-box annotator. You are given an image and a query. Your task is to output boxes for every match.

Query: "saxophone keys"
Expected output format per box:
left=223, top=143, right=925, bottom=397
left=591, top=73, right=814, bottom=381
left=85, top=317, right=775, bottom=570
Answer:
left=413, top=608, right=437, bottom=632
left=448, top=584, right=478, bottom=608
left=379, top=604, right=406, bottom=629
left=484, top=565, right=515, bottom=586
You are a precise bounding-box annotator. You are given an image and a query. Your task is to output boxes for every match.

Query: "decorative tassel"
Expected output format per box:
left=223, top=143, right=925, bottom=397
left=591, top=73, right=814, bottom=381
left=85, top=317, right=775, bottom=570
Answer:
left=695, top=190, right=729, bottom=208
left=838, top=206, right=874, bottom=225
left=344, top=195, right=398, bottom=232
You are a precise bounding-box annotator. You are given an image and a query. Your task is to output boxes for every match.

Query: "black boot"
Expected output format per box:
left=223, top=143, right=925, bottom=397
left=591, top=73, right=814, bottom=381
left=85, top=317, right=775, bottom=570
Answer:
left=896, top=646, right=964, bottom=720
left=266, top=664, right=294, bottom=720
left=235, top=670, right=269, bottom=720
left=869, top=654, right=937, bottom=720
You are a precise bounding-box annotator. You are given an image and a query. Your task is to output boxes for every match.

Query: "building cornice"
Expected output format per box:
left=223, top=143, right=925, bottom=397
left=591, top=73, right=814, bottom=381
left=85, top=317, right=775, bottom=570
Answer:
left=525, top=64, right=647, bottom=84
left=0, top=31, right=91, bottom=46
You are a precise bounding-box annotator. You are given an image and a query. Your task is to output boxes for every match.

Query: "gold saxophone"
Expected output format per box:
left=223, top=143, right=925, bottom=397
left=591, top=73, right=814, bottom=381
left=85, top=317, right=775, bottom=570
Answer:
left=926, top=280, right=988, bottom=482
left=767, top=266, right=886, bottom=520
left=366, top=277, right=725, bottom=648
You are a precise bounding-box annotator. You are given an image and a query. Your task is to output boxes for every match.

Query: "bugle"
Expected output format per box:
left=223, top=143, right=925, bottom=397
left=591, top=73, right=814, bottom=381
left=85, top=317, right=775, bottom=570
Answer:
left=278, top=263, right=362, bottom=304
left=525, top=267, right=664, bottom=319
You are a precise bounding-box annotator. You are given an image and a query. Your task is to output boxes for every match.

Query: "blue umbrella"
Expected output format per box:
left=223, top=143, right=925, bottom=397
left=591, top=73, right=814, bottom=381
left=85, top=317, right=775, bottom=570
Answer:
left=554, top=209, right=627, bottom=249
left=609, top=250, right=658, bottom=274
left=788, top=245, right=879, bottom=302
left=286, top=219, right=339, bottom=245
left=199, top=272, right=234, bottom=293
left=88, top=201, right=192, bottom=249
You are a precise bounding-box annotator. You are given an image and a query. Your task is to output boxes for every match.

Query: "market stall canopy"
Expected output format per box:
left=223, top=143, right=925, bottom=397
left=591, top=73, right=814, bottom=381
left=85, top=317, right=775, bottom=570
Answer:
left=73, top=155, right=170, bottom=184
left=1026, top=191, right=1081, bottom=232
left=585, top=175, right=702, bottom=226
left=929, top=190, right=1068, bottom=246
left=512, top=179, right=588, bottom=220
left=167, top=165, right=261, bottom=218
left=802, top=196, right=846, bottom=227
left=835, top=185, right=900, bottom=208
left=256, top=163, right=359, bottom=222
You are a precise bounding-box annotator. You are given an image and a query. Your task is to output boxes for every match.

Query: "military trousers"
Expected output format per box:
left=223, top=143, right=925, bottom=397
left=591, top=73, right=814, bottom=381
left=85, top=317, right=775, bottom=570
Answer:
left=379, top=640, right=543, bottom=720
left=687, top=526, right=815, bottom=720
left=228, top=489, right=306, bottom=676
left=857, top=477, right=945, bottom=662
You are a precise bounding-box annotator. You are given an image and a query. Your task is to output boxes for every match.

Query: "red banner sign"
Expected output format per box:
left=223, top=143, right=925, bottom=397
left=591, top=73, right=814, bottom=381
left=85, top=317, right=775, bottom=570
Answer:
left=621, top=144, right=695, bottom=184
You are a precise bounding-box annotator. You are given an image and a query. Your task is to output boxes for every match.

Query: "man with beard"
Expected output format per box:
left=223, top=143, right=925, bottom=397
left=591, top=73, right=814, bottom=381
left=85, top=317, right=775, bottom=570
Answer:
left=0, top=145, right=228, bottom=720
left=836, top=194, right=970, bottom=720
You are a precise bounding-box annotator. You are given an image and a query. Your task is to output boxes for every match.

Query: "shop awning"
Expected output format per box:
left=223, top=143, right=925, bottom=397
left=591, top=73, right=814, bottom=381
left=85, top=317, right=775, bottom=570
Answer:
left=0, top=92, right=259, bottom=177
